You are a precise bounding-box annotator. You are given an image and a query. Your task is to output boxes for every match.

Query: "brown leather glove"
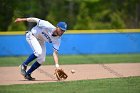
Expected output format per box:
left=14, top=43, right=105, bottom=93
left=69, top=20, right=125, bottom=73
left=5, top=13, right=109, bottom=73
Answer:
left=54, top=69, right=68, bottom=80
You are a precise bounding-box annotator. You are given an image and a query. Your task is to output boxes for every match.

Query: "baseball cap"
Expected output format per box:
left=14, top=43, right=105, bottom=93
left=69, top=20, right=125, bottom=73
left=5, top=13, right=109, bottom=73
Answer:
left=57, top=22, right=67, bottom=31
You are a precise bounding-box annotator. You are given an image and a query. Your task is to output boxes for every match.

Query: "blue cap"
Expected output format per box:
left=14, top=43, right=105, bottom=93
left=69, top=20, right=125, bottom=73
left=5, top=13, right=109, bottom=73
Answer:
left=57, top=22, right=67, bottom=31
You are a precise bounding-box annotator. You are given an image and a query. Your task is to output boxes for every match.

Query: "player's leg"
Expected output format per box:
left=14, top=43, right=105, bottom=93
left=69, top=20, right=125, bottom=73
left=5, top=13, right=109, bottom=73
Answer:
left=36, top=40, right=46, bottom=64
left=24, top=32, right=42, bottom=65
left=25, top=40, right=46, bottom=80
left=22, top=54, right=37, bottom=66
left=25, top=61, right=41, bottom=80
left=20, top=53, right=37, bottom=75
left=20, top=32, right=42, bottom=77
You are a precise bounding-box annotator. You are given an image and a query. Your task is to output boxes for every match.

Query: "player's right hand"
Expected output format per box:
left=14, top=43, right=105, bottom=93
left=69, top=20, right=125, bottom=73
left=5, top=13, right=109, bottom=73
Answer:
left=14, top=18, right=21, bottom=23
left=14, top=18, right=27, bottom=23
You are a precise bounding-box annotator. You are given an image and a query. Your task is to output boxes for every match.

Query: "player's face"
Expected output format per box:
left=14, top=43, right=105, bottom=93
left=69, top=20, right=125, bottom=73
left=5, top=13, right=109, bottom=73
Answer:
left=52, top=27, right=64, bottom=36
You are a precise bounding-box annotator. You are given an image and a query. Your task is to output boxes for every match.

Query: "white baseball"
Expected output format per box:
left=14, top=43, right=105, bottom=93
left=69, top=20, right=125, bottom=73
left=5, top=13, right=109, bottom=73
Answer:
left=71, top=69, right=75, bottom=73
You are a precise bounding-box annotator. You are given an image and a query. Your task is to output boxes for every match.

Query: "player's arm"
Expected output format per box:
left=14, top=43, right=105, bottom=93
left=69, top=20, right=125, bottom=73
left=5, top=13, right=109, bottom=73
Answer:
left=15, top=18, right=40, bottom=23
left=53, top=50, right=60, bottom=68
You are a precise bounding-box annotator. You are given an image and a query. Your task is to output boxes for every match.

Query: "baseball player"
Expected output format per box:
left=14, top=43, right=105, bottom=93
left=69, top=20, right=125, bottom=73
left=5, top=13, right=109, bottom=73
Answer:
left=15, top=17, right=67, bottom=80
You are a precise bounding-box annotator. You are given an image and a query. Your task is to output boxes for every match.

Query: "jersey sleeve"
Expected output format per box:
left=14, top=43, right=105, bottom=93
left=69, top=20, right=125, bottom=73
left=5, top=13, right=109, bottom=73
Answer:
left=27, top=18, right=40, bottom=23
left=37, top=19, right=55, bottom=29
left=52, top=39, right=61, bottom=51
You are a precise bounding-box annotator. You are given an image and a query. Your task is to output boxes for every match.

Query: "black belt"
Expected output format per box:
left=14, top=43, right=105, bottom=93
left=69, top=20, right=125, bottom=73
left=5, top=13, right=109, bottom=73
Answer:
left=25, top=31, right=35, bottom=36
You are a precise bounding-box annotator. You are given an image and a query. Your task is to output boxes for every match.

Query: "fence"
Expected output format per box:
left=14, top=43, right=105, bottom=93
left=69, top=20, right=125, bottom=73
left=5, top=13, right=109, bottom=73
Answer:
left=0, top=30, right=140, bottom=56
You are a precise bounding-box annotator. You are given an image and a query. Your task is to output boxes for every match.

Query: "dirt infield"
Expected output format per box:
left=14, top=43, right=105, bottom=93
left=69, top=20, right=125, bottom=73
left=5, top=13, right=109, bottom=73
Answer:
left=0, top=63, right=140, bottom=85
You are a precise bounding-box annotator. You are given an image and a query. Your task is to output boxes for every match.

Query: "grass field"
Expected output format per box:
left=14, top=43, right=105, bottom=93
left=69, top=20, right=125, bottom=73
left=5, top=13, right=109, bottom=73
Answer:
left=0, top=54, right=140, bottom=66
left=0, top=76, right=139, bottom=93
left=0, top=54, right=140, bottom=93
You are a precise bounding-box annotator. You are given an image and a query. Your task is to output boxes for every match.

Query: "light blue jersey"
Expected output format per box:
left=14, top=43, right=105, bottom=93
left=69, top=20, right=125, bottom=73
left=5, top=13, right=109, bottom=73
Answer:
left=30, top=18, right=61, bottom=51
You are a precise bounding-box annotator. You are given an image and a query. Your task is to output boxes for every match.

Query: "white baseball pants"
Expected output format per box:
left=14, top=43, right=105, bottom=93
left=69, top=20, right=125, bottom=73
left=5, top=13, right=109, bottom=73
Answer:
left=26, top=32, right=46, bottom=64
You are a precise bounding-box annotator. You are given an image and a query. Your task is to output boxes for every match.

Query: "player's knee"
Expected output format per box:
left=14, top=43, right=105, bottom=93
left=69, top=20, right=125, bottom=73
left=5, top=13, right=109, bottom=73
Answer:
left=41, top=58, right=45, bottom=62
left=37, top=58, right=45, bottom=64
left=34, top=50, right=42, bottom=57
left=37, top=57, right=45, bottom=64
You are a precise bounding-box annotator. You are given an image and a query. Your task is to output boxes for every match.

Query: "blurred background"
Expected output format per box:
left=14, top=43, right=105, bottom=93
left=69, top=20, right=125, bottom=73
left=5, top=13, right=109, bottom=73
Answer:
left=0, top=0, right=140, bottom=66
left=0, top=1, right=140, bottom=92
left=0, top=0, right=140, bottom=31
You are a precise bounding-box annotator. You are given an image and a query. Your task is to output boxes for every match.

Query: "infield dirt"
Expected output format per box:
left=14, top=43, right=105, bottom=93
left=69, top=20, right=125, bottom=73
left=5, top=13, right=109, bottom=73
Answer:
left=0, top=63, right=140, bottom=85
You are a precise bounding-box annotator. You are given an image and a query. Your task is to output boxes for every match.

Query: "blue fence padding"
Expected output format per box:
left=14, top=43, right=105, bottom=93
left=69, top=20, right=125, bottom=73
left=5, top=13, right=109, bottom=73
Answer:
left=0, top=33, right=140, bottom=56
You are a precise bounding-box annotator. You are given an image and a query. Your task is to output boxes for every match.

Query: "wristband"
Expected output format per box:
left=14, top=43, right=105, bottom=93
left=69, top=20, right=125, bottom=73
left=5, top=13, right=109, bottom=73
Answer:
left=55, top=64, right=59, bottom=68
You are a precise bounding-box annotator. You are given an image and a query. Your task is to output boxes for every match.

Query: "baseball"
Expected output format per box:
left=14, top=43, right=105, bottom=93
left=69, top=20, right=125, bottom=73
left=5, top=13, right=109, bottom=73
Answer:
left=71, top=69, right=75, bottom=74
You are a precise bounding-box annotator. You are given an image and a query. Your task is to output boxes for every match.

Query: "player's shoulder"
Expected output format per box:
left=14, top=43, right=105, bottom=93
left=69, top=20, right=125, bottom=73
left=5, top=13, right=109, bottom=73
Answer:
left=38, top=19, right=56, bottom=28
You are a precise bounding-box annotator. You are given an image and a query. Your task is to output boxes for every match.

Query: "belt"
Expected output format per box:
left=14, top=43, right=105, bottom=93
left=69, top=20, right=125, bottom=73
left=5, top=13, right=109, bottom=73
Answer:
left=25, top=31, right=35, bottom=36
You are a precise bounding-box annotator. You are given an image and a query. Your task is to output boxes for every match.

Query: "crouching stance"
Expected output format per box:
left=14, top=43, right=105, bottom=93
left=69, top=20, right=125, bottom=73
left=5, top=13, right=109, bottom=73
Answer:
left=15, top=17, right=67, bottom=80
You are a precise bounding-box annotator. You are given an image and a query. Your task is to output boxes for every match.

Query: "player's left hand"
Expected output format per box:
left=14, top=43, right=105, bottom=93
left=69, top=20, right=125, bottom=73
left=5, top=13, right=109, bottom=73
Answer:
left=54, top=68, right=68, bottom=80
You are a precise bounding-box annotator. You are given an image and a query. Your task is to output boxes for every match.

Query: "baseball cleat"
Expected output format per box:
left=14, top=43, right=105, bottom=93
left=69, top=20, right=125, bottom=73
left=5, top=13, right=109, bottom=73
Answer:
left=25, top=74, right=35, bottom=80
left=19, top=64, right=27, bottom=77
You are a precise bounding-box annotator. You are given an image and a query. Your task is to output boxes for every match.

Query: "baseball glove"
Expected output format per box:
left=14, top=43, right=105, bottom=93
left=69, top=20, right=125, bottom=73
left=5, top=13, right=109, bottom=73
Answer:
left=54, top=69, right=68, bottom=80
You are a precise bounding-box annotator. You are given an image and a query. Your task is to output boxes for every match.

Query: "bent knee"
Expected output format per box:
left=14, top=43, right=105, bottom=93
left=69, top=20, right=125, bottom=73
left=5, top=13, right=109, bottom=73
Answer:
left=37, top=58, right=45, bottom=64
left=34, top=50, right=42, bottom=57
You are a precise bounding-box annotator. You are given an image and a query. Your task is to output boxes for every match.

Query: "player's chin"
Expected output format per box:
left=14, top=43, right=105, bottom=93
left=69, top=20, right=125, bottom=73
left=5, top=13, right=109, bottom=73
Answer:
left=58, top=32, right=64, bottom=36
left=52, top=33, right=57, bottom=36
left=52, top=33, right=62, bottom=37
left=58, top=34, right=63, bottom=36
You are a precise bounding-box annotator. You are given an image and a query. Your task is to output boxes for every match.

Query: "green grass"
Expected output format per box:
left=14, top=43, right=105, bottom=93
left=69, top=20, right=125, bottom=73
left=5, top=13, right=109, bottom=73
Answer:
left=0, top=76, right=139, bottom=93
left=0, top=54, right=140, bottom=66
